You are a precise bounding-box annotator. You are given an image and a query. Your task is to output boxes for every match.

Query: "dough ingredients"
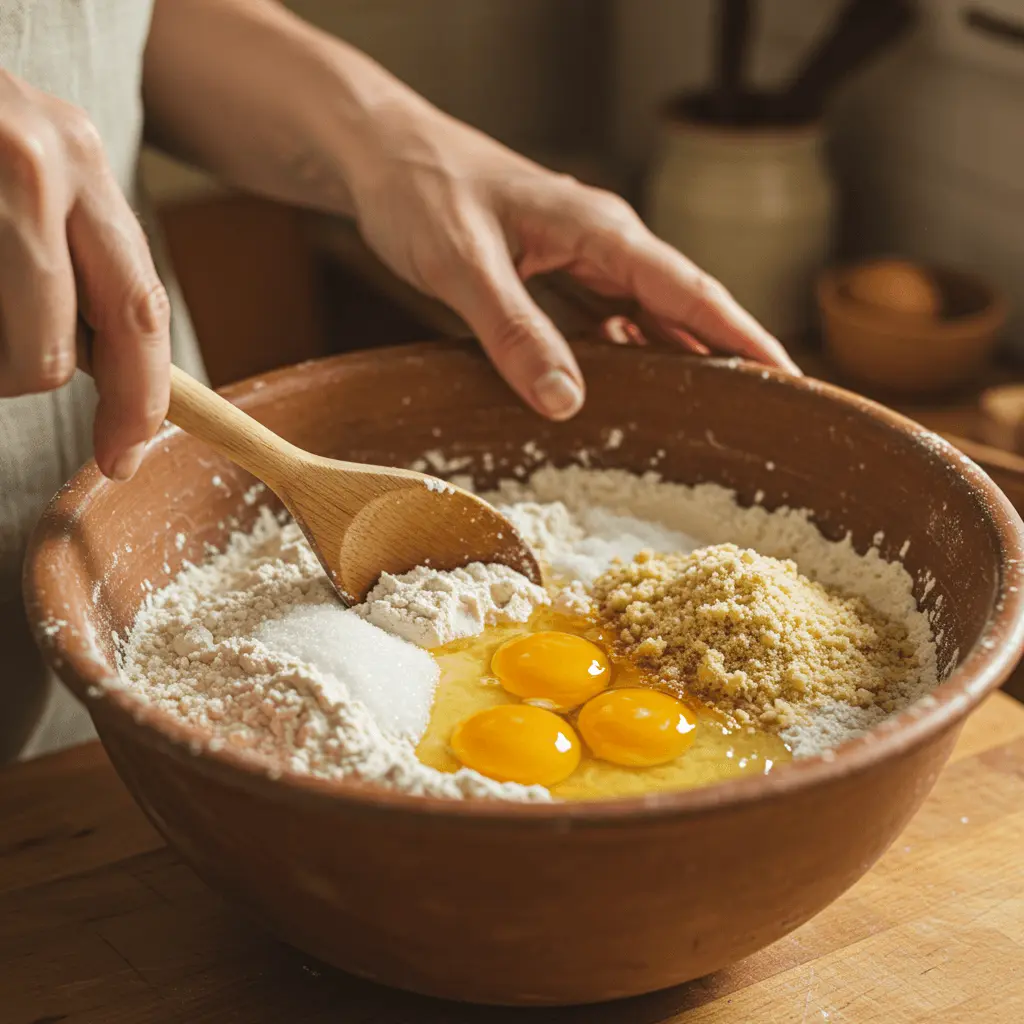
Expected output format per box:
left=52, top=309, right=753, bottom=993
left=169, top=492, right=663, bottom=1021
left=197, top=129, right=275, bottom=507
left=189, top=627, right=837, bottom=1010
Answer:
left=116, top=464, right=940, bottom=797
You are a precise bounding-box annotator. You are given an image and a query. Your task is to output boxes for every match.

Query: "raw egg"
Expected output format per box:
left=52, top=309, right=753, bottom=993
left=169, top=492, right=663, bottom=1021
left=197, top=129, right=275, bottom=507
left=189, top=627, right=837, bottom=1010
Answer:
left=491, top=630, right=610, bottom=711
left=450, top=704, right=581, bottom=786
left=578, top=689, right=697, bottom=767
left=419, top=608, right=791, bottom=799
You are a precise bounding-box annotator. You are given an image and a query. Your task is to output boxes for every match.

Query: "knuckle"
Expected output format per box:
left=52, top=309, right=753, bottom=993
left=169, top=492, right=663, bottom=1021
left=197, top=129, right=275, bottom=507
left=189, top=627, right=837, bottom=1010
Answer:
left=127, top=282, right=172, bottom=339
left=676, top=268, right=733, bottom=326
left=416, top=232, right=489, bottom=292
left=449, top=229, right=492, bottom=270
left=58, top=105, right=105, bottom=166
left=691, top=271, right=730, bottom=309
left=588, top=188, right=641, bottom=231
left=411, top=243, right=454, bottom=290
left=138, top=395, right=170, bottom=434
left=91, top=280, right=171, bottom=342
left=0, top=121, right=55, bottom=203
left=489, top=310, right=542, bottom=359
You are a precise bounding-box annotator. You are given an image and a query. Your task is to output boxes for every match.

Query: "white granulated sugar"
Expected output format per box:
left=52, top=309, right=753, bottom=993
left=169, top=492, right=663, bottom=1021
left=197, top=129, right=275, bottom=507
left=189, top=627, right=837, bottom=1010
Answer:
left=255, top=604, right=438, bottom=741
left=358, top=562, right=548, bottom=648
left=120, top=463, right=941, bottom=798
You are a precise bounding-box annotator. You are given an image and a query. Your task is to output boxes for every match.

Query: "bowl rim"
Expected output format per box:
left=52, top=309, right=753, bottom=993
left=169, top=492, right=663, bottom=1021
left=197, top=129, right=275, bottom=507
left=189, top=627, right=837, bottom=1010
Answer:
left=24, top=340, right=1024, bottom=825
left=817, top=262, right=1009, bottom=339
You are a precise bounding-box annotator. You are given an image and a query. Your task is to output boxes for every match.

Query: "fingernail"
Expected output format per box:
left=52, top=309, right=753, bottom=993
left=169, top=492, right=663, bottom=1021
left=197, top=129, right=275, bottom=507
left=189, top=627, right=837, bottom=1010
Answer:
left=533, top=369, right=584, bottom=420
left=624, top=322, right=650, bottom=347
left=604, top=316, right=632, bottom=345
left=111, top=442, right=147, bottom=482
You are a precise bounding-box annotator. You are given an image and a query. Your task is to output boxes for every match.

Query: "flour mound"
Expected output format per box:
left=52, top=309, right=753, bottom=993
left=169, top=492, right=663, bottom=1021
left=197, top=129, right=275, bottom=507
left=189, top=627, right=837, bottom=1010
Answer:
left=358, top=562, right=548, bottom=648
left=593, top=545, right=923, bottom=731
left=116, top=509, right=551, bottom=802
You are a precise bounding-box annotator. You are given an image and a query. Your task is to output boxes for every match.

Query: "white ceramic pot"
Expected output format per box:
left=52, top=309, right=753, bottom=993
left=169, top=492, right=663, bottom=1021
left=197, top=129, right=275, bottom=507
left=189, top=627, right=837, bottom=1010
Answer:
left=647, top=115, right=837, bottom=341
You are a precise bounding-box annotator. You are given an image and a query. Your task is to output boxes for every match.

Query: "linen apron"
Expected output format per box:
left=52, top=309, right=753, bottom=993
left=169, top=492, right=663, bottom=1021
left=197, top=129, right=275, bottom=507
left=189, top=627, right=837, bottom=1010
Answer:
left=0, top=1, right=206, bottom=759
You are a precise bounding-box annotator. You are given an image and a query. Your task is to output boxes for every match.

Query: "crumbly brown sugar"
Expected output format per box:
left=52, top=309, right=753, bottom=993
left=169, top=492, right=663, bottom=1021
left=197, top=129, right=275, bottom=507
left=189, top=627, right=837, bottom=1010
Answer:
left=592, top=544, right=922, bottom=730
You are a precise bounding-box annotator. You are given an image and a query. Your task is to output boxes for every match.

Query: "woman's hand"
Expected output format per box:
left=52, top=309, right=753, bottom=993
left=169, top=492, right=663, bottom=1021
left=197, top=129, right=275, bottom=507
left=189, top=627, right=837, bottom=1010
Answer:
left=345, top=102, right=800, bottom=420
left=0, top=70, right=171, bottom=481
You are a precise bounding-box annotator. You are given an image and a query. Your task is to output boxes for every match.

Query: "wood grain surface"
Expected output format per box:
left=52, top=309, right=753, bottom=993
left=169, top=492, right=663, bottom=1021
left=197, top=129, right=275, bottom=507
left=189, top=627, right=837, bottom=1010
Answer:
left=4, top=692, right=1024, bottom=1023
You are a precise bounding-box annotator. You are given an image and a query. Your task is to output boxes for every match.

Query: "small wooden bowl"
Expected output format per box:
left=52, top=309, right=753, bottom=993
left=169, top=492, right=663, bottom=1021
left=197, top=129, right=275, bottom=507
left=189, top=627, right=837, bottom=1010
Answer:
left=818, top=262, right=1008, bottom=397
left=23, top=342, right=1024, bottom=1005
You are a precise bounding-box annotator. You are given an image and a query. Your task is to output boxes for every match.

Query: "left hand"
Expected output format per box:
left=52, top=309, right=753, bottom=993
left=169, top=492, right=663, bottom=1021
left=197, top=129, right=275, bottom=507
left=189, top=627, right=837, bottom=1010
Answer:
left=345, top=101, right=800, bottom=421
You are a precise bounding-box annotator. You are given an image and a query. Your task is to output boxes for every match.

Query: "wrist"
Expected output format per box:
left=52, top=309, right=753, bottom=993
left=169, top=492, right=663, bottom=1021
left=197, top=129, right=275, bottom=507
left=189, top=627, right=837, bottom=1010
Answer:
left=307, top=39, right=441, bottom=211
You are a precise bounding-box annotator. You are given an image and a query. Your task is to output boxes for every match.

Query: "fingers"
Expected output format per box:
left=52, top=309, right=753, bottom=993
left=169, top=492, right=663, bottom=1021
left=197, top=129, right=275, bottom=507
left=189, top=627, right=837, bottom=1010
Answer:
left=431, top=224, right=585, bottom=421
left=569, top=188, right=801, bottom=374
left=602, top=315, right=711, bottom=357
left=0, top=103, right=77, bottom=395
left=601, top=316, right=647, bottom=347
left=68, top=164, right=171, bottom=480
left=629, top=235, right=801, bottom=374
left=0, top=78, right=171, bottom=480
left=654, top=324, right=710, bottom=357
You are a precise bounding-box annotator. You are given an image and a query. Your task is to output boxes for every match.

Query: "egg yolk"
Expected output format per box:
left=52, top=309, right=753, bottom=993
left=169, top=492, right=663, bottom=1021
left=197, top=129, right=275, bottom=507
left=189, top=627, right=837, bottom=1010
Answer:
left=577, top=689, right=697, bottom=767
left=491, top=631, right=610, bottom=711
left=450, top=705, right=581, bottom=786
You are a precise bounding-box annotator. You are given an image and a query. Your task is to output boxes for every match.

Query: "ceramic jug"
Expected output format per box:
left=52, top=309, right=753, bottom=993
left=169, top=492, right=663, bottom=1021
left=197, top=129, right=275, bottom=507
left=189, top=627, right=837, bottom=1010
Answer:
left=647, top=115, right=836, bottom=342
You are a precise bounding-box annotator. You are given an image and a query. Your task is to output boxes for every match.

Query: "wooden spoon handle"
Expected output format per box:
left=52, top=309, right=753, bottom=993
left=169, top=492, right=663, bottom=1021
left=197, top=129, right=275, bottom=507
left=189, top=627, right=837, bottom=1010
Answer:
left=167, top=364, right=300, bottom=487
left=76, top=323, right=302, bottom=487
left=715, top=0, right=752, bottom=120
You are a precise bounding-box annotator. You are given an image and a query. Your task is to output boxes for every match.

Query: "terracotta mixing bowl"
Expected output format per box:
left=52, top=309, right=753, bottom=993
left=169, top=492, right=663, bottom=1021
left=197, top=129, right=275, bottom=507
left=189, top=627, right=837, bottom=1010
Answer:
left=24, top=341, right=1024, bottom=1006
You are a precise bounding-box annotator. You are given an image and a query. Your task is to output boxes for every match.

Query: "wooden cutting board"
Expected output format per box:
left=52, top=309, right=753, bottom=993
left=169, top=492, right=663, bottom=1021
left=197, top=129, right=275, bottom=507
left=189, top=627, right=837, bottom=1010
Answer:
left=3, top=693, right=1024, bottom=1023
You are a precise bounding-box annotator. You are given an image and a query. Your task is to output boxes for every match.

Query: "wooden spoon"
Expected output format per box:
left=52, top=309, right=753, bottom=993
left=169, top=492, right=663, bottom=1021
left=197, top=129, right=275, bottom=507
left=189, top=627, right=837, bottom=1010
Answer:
left=162, top=364, right=542, bottom=605
left=713, top=0, right=753, bottom=124
left=779, top=0, right=914, bottom=120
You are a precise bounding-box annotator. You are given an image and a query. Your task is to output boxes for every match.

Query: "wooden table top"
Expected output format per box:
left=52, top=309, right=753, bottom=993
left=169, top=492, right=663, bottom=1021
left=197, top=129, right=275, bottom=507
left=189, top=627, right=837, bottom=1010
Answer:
left=4, top=693, right=1024, bottom=1023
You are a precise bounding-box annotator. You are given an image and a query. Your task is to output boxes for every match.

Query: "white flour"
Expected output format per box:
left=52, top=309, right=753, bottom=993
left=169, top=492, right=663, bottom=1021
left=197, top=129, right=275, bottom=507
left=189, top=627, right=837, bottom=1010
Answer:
left=117, top=465, right=940, bottom=799
left=357, top=562, right=548, bottom=648
left=499, top=500, right=700, bottom=586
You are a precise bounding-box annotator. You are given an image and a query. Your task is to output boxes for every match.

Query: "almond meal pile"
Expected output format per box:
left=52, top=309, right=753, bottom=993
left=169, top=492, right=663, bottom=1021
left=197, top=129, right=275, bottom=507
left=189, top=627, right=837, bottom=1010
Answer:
left=592, top=544, right=922, bottom=730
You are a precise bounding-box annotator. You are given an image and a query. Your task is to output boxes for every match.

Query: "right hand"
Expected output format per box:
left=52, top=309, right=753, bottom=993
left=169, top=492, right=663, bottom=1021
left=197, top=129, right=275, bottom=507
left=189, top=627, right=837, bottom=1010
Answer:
left=0, top=70, right=171, bottom=481
left=345, top=101, right=800, bottom=423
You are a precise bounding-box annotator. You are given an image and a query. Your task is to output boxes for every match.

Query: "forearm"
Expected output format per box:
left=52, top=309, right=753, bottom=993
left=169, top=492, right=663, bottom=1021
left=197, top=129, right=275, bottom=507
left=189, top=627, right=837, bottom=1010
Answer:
left=143, top=0, right=429, bottom=214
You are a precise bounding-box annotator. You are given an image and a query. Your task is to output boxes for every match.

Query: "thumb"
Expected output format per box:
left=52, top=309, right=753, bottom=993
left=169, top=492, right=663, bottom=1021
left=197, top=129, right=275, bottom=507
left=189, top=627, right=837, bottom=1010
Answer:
left=439, top=234, right=585, bottom=421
